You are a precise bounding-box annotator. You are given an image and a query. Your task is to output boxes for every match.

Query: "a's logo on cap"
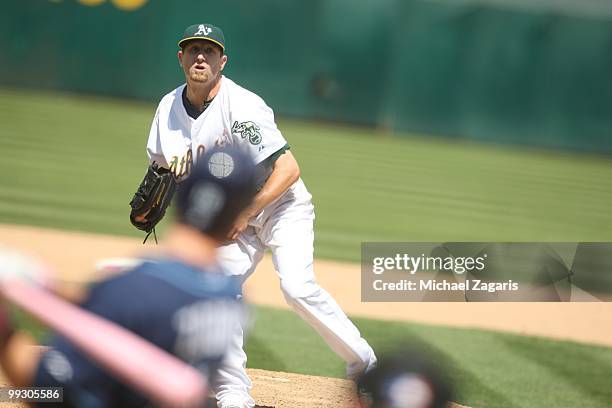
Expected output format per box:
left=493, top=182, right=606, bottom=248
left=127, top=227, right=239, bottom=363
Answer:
left=195, top=24, right=212, bottom=36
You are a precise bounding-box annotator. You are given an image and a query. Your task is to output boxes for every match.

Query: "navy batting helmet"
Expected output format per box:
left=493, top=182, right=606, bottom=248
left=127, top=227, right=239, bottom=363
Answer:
left=176, top=146, right=256, bottom=240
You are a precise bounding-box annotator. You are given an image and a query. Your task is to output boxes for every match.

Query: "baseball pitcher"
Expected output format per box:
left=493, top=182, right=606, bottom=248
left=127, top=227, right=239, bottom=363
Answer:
left=131, top=23, right=377, bottom=408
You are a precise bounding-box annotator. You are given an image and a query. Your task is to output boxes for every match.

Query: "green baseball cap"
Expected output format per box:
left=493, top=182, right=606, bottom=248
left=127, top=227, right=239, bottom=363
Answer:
left=178, top=23, right=225, bottom=50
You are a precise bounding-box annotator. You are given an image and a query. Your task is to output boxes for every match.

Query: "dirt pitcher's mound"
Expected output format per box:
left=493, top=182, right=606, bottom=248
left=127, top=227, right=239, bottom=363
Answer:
left=247, top=368, right=469, bottom=408
left=0, top=367, right=467, bottom=408
left=248, top=368, right=358, bottom=407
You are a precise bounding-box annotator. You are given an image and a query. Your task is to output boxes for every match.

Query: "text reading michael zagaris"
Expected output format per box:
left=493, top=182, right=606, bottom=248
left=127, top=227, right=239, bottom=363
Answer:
left=372, top=279, right=519, bottom=293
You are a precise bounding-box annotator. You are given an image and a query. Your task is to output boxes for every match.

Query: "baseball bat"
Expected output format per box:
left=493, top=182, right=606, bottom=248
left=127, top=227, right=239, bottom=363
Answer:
left=0, top=279, right=208, bottom=408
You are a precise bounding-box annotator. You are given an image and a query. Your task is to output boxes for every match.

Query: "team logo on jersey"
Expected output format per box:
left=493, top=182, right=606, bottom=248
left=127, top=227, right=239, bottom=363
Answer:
left=232, top=121, right=262, bottom=145
left=195, top=25, right=212, bottom=36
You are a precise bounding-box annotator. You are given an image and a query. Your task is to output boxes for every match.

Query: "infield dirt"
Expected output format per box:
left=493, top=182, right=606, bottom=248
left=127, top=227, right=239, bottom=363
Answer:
left=1, top=224, right=611, bottom=347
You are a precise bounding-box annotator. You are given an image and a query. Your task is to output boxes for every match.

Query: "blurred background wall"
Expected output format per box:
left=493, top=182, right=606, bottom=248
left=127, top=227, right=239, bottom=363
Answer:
left=2, top=0, right=612, bottom=153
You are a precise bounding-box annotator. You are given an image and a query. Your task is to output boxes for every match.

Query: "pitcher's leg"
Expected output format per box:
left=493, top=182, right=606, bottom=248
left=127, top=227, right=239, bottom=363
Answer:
left=215, top=229, right=264, bottom=407
left=269, top=219, right=377, bottom=378
left=215, top=326, right=254, bottom=408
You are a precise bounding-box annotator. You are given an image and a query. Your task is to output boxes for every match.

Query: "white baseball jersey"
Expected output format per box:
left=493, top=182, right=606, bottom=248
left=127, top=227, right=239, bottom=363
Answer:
left=146, top=76, right=287, bottom=181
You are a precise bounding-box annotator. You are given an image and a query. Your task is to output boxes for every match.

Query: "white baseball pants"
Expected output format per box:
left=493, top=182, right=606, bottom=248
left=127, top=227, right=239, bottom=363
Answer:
left=213, top=179, right=376, bottom=408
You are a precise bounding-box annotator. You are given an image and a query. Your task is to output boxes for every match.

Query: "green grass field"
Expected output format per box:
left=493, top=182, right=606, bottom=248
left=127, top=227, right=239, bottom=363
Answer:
left=1, top=88, right=612, bottom=261
left=247, top=307, right=612, bottom=408
left=2, top=88, right=612, bottom=407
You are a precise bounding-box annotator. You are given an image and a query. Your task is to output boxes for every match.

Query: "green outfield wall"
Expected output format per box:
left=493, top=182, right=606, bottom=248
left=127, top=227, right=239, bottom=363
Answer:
left=2, top=0, right=612, bottom=152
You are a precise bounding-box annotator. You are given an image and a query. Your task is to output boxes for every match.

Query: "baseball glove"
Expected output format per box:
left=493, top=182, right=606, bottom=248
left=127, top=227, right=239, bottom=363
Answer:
left=129, top=164, right=177, bottom=243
